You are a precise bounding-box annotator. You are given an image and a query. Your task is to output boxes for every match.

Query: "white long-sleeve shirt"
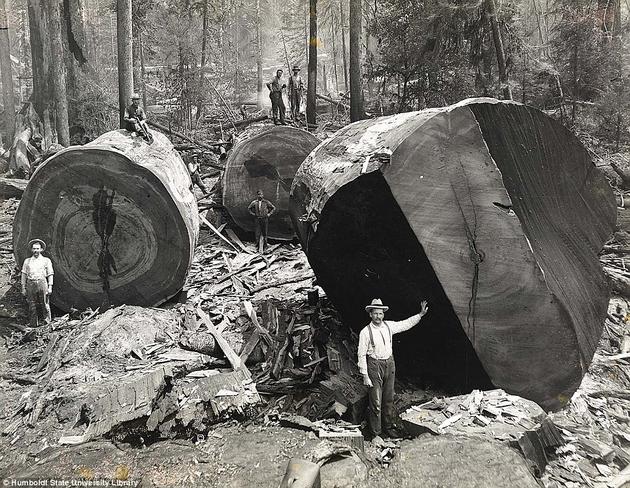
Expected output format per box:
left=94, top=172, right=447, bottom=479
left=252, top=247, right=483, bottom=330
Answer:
left=357, top=314, right=422, bottom=375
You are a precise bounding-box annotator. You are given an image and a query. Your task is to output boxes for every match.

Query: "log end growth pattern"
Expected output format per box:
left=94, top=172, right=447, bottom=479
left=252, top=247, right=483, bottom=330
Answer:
left=289, top=98, right=616, bottom=410
left=223, top=126, right=320, bottom=240
left=14, top=130, right=199, bottom=311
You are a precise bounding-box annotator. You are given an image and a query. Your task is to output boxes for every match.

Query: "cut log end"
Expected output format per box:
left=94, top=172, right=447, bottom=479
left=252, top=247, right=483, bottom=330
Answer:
left=290, top=98, right=616, bottom=410
left=14, top=130, right=199, bottom=311
left=223, top=126, right=320, bottom=240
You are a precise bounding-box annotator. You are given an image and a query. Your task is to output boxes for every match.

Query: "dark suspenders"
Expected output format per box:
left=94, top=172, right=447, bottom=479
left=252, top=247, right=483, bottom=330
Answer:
left=367, top=321, right=392, bottom=349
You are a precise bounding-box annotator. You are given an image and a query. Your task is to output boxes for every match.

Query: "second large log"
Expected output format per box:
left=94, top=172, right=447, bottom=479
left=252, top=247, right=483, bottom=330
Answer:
left=223, top=126, right=320, bottom=240
left=289, top=98, right=616, bottom=410
left=13, top=130, right=199, bottom=311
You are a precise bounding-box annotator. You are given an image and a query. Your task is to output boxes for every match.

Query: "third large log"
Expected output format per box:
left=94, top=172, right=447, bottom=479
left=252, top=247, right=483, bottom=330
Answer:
left=289, top=98, right=616, bottom=410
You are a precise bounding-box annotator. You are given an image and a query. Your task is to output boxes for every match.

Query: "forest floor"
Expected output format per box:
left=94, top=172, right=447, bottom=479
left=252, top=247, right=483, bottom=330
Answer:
left=1, top=125, right=630, bottom=487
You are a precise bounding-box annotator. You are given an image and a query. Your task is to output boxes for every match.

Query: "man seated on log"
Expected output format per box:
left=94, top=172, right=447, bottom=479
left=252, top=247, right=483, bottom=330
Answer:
left=21, top=239, right=54, bottom=327
left=266, top=69, right=287, bottom=125
left=123, top=93, right=152, bottom=142
left=248, top=190, right=276, bottom=251
left=358, top=298, right=429, bottom=444
left=184, top=151, right=210, bottom=197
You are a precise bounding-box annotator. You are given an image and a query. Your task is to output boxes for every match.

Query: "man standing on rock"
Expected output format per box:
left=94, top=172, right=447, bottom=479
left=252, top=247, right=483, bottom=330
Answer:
left=248, top=190, right=276, bottom=251
left=21, top=239, right=54, bottom=327
left=358, top=298, right=429, bottom=443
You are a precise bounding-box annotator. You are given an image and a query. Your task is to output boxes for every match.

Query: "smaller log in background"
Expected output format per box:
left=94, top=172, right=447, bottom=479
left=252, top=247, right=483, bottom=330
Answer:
left=13, top=130, right=199, bottom=311
left=222, top=126, right=320, bottom=240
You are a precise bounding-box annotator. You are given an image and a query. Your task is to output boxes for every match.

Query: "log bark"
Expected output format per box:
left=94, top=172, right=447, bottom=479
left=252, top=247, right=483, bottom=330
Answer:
left=0, top=177, right=27, bottom=198
left=13, top=130, right=199, bottom=311
left=8, top=103, right=41, bottom=177
left=223, top=126, right=319, bottom=240
left=289, top=98, right=616, bottom=410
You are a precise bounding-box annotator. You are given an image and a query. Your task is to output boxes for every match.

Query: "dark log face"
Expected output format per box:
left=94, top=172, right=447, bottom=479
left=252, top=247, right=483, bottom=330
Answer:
left=223, top=126, right=320, bottom=240
left=290, top=98, right=616, bottom=410
left=303, top=171, right=495, bottom=392
left=14, top=131, right=198, bottom=311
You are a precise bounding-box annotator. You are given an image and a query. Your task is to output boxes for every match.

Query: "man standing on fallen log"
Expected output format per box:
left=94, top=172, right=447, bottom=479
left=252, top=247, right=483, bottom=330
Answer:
left=288, top=65, right=304, bottom=121
left=21, top=239, right=54, bottom=327
left=248, top=190, right=276, bottom=251
left=266, top=69, right=287, bottom=125
left=358, top=298, right=429, bottom=443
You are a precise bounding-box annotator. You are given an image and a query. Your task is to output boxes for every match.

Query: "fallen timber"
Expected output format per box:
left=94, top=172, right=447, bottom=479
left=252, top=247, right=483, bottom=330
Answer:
left=13, top=129, right=199, bottom=311
left=289, top=97, right=617, bottom=410
left=223, top=126, right=320, bottom=240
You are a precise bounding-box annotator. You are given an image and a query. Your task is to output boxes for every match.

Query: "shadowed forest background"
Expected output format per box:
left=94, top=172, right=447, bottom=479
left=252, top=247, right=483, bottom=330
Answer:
left=0, top=0, right=629, bottom=156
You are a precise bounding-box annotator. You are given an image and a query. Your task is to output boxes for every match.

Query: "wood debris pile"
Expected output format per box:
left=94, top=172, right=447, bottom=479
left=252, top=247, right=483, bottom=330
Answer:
left=400, top=297, right=630, bottom=488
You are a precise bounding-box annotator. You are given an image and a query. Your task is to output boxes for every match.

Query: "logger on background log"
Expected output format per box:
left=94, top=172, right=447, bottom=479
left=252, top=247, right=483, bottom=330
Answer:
left=358, top=298, right=429, bottom=443
left=248, top=190, right=276, bottom=251
left=288, top=66, right=304, bottom=122
left=20, top=239, right=54, bottom=327
left=123, top=93, right=153, bottom=143
left=266, top=69, right=287, bottom=125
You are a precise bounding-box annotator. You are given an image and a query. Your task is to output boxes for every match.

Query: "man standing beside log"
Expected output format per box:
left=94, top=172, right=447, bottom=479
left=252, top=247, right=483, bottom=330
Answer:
left=358, top=298, right=429, bottom=443
left=248, top=190, right=276, bottom=251
left=20, top=239, right=54, bottom=327
left=184, top=151, right=209, bottom=196
left=266, top=69, right=287, bottom=125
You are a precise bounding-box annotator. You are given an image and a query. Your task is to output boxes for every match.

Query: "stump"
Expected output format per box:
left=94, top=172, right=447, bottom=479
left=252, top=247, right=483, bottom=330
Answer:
left=289, top=98, right=616, bottom=410
left=13, top=130, right=199, bottom=311
left=223, top=126, right=320, bottom=240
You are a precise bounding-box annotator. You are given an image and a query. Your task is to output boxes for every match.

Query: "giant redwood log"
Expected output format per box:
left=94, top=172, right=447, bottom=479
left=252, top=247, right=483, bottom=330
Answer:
left=13, top=130, right=199, bottom=311
left=223, top=126, right=319, bottom=240
left=289, top=98, right=616, bottom=410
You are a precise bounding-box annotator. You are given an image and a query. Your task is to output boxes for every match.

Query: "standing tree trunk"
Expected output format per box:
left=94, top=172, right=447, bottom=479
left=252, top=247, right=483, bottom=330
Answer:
left=27, top=0, right=53, bottom=144
left=117, top=0, right=133, bottom=127
left=139, top=30, right=147, bottom=111
left=339, top=0, right=349, bottom=93
left=0, top=0, right=16, bottom=142
left=47, top=0, right=70, bottom=146
left=307, top=0, right=317, bottom=126
left=256, top=0, right=263, bottom=110
left=485, top=0, right=512, bottom=100
left=349, top=0, right=364, bottom=120
left=196, top=0, right=208, bottom=120
left=330, top=15, right=340, bottom=95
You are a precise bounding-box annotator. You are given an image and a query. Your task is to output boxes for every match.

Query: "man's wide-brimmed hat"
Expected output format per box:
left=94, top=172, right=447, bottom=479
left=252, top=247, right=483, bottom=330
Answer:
left=365, top=298, right=388, bottom=312
left=28, top=239, right=46, bottom=251
left=292, top=65, right=301, bottom=71
left=131, top=93, right=141, bottom=100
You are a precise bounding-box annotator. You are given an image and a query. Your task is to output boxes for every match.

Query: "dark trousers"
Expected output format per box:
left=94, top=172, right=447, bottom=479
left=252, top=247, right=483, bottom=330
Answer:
left=255, top=217, right=269, bottom=246
left=191, top=172, right=208, bottom=194
left=290, top=92, right=301, bottom=120
left=26, top=279, right=51, bottom=327
left=270, top=92, right=286, bottom=124
left=367, top=356, right=396, bottom=437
